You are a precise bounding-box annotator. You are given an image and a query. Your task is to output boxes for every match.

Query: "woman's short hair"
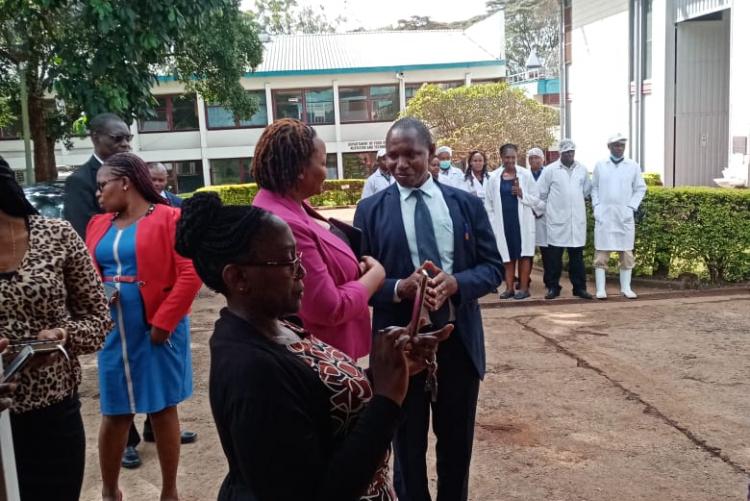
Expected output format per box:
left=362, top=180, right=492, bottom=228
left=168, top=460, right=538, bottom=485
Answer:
left=499, top=143, right=518, bottom=156
left=0, top=156, right=38, bottom=218
left=252, top=118, right=318, bottom=194
left=102, top=153, right=166, bottom=205
left=175, top=192, right=273, bottom=294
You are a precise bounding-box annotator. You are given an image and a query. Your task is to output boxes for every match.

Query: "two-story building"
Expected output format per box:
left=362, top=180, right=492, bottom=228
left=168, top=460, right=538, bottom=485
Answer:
left=1, top=12, right=505, bottom=192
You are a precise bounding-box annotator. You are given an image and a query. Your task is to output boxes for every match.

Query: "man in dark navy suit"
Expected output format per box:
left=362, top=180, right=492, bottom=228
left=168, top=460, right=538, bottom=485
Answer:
left=354, top=117, right=503, bottom=501
left=148, top=162, right=182, bottom=207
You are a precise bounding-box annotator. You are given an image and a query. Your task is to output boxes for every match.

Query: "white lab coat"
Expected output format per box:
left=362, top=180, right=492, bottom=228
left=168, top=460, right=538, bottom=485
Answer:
left=485, top=166, right=541, bottom=262
left=360, top=169, right=394, bottom=200
left=438, top=167, right=465, bottom=189
left=462, top=172, right=489, bottom=201
left=531, top=169, right=547, bottom=247
left=536, top=160, right=592, bottom=248
left=591, top=158, right=647, bottom=251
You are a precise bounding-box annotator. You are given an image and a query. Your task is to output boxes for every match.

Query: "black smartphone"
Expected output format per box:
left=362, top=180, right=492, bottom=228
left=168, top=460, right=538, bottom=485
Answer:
left=2, top=345, right=34, bottom=383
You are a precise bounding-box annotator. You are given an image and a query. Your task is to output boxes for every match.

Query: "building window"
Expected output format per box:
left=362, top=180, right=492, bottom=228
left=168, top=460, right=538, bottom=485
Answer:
left=643, top=0, right=653, bottom=80
left=210, top=157, right=254, bottom=185
left=206, top=91, right=268, bottom=129
left=273, top=88, right=334, bottom=125
left=326, top=153, right=338, bottom=179
left=161, top=160, right=204, bottom=193
left=0, top=122, right=20, bottom=140
left=339, top=85, right=399, bottom=123
left=343, top=152, right=376, bottom=179
left=405, top=81, right=463, bottom=104
left=139, top=95, right=199, bottom=132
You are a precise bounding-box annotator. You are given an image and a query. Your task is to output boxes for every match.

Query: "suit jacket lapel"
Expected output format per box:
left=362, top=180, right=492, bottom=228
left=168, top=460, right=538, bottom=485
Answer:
left=382, top=184, right=411, bottom=265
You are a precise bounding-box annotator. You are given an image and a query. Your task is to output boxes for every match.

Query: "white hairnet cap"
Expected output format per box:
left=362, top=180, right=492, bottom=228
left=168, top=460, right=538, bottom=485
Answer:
left=527, top=147, right=544, bottom=158
left=607, top=133, right=627, bottom=144
left=436, top=146, right=452, bottom=156
left=559, top=139, right=576, bottom=153
left=376, top=148, right=386, bottom=158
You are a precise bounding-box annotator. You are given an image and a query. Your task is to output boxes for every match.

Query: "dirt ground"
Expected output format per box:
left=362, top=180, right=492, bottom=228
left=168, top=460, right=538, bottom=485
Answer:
left=76, top=207, right=750, bottom=500
left=74, top=287, right=750, bottom=500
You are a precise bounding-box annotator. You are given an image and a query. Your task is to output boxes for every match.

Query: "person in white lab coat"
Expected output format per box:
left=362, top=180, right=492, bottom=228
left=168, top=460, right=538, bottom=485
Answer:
left=528, top=147, right=553, bottom=292
left=536, top=139, right=593, bottom=300
left=359, top=148, right=393, bottom=200
left=485, top=143, right=540, bottom=299
left=462, top=150, right=490, bottom=201
left=591, top=134, right=647, bottom=299
left=436, top=145, right=465, bottom=188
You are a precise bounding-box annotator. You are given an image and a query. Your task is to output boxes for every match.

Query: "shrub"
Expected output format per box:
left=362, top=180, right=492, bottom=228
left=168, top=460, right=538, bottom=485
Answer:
left=584, top=187, right=750, bottom=283
left=196, top=179, right=365, bottom=207
left=643, top=173, right=663, bottom=186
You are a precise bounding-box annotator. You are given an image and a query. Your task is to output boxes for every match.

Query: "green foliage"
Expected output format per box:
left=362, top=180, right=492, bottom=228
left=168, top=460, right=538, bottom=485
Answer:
left=583, top=187, right=750, bottom=284
left=643, top=172, right=663, bottom=186
left=404, top=82, right=558, bottom=166
left=487, top=0, right=559, bottom=75
left=252, top=0, right=343, bottom=34
left=197, top=180, right=366, bottom=207
left=0, top=96, right=13, bottom=128
left=0, top=0, right=264, bottom=180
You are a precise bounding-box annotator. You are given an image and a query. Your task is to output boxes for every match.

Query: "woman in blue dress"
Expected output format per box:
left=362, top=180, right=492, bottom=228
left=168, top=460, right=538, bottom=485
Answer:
left=485, top=144, right=541, bottom=300
left=86, top=153, right=202, bottom=501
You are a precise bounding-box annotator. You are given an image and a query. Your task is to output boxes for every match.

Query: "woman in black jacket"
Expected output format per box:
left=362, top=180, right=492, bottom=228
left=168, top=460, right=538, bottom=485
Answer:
left=175, top=192, right=451, bottom=500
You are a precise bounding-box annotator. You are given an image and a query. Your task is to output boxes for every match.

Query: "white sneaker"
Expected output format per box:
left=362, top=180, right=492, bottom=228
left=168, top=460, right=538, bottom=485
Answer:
left=620, top=269, right=637, bottom=299
left=595, top=268, right=607, bottom=299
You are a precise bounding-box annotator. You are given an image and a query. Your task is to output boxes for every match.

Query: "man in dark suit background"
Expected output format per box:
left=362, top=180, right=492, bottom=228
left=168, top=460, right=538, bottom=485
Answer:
left=354, top=117, right=503, bottom=501
left=63, top=113, right=196, bottom=469
left=63, top=113, right=132, bottom=238
left=148, top=162, right=182, bottom=207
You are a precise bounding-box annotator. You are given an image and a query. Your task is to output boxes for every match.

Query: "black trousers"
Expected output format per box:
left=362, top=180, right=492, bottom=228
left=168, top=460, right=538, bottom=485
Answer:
left=127, top=415, right=153, bottom=447
left=538, top=246, right=555, bottom=289
left=393, top=333, right=480, bottom=501
left=546, top=245, right=587, bottom=292
left=11, top=394, right=85, bottom=501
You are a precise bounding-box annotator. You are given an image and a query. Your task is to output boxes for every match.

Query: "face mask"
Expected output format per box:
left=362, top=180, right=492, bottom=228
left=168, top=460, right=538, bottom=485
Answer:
left=439, top=160, right=452, bottom=170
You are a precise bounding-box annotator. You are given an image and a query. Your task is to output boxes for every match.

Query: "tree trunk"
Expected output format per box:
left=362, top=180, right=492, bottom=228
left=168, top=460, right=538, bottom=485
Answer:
left=28, top=94, right=57, bottom=183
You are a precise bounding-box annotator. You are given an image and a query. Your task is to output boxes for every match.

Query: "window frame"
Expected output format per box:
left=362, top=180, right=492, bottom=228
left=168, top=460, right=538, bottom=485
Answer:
left=205, top=91, right=268, bottom=130
left=271, top=87, right=335, bottom=126
left=404, top=81, right=464, bottom=103
left=338, top=85, right=400, bottom=124
left=138, top=94, right=200, bottom=133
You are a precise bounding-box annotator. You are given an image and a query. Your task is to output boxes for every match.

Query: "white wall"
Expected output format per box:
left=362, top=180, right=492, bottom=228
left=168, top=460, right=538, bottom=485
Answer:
left=643, top=0, right=669, bottom=176
left=569, top=2, right=631, bottom=169
left=728, top=0, right=750, bottom=182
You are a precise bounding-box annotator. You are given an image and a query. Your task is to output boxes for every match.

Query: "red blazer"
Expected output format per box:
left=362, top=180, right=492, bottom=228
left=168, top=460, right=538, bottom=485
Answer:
left=86, top=204, right=203, bottom=333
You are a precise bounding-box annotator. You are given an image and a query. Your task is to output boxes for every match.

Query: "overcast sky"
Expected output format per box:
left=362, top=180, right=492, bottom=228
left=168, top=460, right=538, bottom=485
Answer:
left=240, top=0, right=490, bottom=31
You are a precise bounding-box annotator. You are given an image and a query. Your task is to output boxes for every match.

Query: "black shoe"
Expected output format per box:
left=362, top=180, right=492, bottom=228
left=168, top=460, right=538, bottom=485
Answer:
left=143, top=430, right=197, bottom=444
left=544, top=288, right=560, bottom=300
left=121, top=446, right=141, bottom=469
left=513, top=290, right=530, bottom=300
left=180, top=430, right=198, bottom=444
left=499, top=290, right=515, bottom=299
left=573, top=289, right=594, bottom=300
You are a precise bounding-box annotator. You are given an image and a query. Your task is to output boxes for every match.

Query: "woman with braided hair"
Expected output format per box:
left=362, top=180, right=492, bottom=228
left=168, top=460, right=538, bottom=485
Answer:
left=85, top=152, right=203, bottom=501
left=252, top=118, right=385, bottom=359
left=175, top=191, right=451, bottom=500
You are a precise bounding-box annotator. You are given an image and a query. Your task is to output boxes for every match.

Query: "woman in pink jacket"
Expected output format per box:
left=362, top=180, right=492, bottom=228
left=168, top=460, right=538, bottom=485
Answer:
left=251, top=119, right=385, bottom=359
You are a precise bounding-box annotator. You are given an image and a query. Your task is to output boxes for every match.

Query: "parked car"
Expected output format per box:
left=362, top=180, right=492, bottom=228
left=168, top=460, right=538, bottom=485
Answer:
left=24, top=183, right=65, bottom=219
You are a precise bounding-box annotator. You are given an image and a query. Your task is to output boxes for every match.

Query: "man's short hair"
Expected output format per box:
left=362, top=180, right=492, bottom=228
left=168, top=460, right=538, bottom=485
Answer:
left=89, top=113, right=126, bottom=135
left=148, top=162, right=168, bottom=174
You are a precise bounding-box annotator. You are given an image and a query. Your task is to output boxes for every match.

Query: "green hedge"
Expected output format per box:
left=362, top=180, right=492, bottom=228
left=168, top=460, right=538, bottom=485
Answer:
left=583, top=187, right=750, bottom=283
left=195, top=179, right=366, bottom=207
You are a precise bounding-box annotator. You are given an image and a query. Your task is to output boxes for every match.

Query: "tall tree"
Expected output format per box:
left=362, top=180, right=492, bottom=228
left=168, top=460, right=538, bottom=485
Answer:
left=0, top=1, right=263, bottom=182
left=253, top=0, right=344, bottom=34
left=404, top=82, right=558, bottom=166
left=487, top=0, right=560, bottom=75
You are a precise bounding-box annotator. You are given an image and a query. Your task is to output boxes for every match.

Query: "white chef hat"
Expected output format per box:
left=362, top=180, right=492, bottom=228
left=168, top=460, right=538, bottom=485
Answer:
left=376, top=148, right=386, bottom=158
left=527, top=147, right=544, bottom=158
left=607, top=133, right=627, bottom=144
left=436, top=145, right=453, bottom=156
left=559, top=139, right=576, bottom=152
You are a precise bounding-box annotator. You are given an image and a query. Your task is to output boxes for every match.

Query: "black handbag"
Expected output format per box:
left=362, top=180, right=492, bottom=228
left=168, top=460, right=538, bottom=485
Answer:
left=304, top=205, right=363, bottom=259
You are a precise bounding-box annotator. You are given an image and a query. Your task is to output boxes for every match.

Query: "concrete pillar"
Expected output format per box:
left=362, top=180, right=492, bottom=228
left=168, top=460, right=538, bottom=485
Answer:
left=333, top=80, right=343, bottom=179
left=196, top=93, right=211, bottom=187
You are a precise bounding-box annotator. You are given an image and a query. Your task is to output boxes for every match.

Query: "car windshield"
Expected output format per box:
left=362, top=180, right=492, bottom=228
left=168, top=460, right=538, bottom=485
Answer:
left=23, top=185, right=65, bottom=219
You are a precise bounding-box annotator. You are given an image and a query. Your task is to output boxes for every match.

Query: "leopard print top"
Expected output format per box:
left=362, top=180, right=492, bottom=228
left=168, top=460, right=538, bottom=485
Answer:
left=0, top=216, right=112, bottom=413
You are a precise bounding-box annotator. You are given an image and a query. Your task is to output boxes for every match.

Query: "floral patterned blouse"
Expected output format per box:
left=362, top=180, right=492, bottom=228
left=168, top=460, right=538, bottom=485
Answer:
left=0, top=216, right=112, bottom=413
